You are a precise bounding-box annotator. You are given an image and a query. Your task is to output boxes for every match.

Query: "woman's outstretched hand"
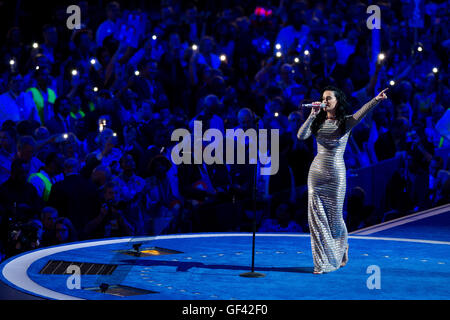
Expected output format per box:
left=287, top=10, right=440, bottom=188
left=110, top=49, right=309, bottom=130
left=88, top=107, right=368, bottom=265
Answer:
left=375, top=88, right=389, bottom=101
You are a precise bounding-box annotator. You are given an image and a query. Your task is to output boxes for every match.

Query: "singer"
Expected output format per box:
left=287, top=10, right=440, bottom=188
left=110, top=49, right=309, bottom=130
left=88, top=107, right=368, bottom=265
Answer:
left=297, top=86, right=388, bottom=274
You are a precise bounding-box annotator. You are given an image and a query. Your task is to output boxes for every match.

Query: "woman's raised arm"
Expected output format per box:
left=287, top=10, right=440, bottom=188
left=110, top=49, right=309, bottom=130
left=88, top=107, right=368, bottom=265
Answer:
left=346, top=88, right=388, bottom=130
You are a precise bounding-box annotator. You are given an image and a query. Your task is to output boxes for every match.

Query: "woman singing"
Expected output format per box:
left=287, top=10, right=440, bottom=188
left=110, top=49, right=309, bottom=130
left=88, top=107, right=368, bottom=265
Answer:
left=297, top=86, right=388, bottom=274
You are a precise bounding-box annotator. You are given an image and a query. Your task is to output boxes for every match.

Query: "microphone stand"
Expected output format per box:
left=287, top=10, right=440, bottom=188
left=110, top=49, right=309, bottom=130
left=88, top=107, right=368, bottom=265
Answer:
left=240, top=118, right=265, bottom=278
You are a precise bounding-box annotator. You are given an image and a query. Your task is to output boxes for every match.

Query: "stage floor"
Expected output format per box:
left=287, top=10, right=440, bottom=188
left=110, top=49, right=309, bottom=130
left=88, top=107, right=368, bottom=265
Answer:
left=1, top=204, right=449, bottom=300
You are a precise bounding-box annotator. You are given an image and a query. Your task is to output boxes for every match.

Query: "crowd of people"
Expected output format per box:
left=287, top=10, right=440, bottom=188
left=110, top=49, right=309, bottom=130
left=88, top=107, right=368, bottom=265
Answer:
left=0, top=0, right=449, bottom=260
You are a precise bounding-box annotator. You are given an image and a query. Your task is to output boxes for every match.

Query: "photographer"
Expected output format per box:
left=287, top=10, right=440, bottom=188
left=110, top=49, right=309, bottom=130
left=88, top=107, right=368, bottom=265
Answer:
left=7, top=219, right=43, bottom=259
left=83, top=181, right=133, bottom=239
left=0, top=158, right=44, bottom=259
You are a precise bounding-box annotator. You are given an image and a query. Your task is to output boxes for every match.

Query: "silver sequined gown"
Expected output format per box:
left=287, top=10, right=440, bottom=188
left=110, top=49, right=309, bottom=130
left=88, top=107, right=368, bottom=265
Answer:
left=297, top=98, right=380, bottom=273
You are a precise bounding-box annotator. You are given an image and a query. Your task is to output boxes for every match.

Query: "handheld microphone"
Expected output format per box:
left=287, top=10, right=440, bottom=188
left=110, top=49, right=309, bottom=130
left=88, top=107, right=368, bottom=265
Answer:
left=301, top=103, right=326, bottom=108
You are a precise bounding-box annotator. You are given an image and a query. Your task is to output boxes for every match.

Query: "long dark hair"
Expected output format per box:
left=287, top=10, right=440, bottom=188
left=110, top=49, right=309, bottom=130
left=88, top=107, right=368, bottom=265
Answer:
left=311, top=86, right=350, bottom=136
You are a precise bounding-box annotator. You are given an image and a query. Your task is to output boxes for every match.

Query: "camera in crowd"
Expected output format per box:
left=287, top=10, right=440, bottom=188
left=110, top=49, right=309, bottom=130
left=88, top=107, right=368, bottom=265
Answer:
left=7, top=219, right=42, bottom=257
left=102, top=199, right=119, bottom=217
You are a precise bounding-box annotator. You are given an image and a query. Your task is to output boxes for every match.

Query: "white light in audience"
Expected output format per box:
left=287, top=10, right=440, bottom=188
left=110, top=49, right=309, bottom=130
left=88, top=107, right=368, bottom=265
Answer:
left=417, top=46, right=423, bottom=52
left=275, top=43, right=281, bottom=50
left=90, top=58, right=96, bottom=65
left=152, top=34, right=157, bottom=40
left=276, top=51, right=282, bottom=58
left=274, top=112, right=279, bottom=117
left=303, top=50, right=310, bottom=56
left=294, top=57, right=300, bottom=63
left=432, top=67, right=438, bottom=73
left=220, top=54, right=227, bottom=62
left=192, top=44, right=198, bottom=51
left=378, top=53, right=385, bottom=61
left=9, top=59, right=15, bottom=65
left=32, top=42, right=39, bottom=49
left=93, top=87, right=98, bottom=92
left=71, top=69, right=78, bottom=76
left=389, top=80, right=395, bottom=86
left=134, top=70, right=140, bottom=76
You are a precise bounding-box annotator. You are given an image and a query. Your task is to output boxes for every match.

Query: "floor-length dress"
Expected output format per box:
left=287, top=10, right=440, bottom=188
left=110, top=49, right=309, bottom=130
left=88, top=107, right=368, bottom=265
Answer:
left=297, top=97, right=380, bottom=273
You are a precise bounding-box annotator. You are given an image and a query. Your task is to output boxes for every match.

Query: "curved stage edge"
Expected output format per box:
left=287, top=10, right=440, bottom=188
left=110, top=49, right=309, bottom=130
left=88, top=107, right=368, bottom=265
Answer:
left=1, top=226, right=450, bottom=300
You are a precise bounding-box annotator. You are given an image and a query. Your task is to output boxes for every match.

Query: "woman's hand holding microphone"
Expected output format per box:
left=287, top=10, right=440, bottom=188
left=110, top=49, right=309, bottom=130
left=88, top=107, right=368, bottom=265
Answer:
left=310, top=101, right=323, bottom=117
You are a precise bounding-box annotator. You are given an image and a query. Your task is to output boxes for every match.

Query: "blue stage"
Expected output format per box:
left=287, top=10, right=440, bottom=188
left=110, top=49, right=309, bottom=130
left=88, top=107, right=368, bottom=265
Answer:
left=1, top=204, right=449, bottom=300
